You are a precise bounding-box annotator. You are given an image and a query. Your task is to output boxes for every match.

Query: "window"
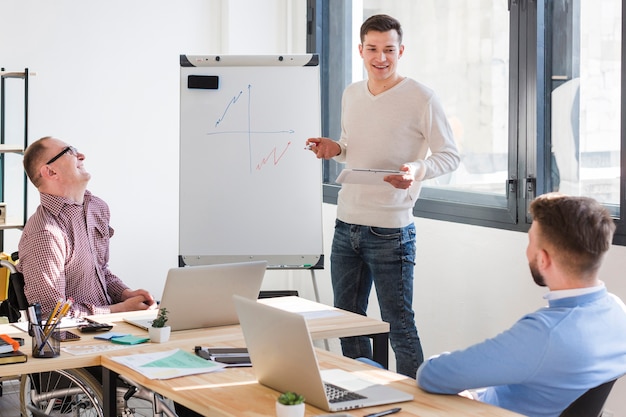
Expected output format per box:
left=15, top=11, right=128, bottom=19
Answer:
left=308, top=0, right=626, bottom=244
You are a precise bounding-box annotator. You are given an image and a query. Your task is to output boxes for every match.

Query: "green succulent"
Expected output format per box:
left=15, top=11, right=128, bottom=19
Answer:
left=277, top=391, right=305, bottom=405
left=151, top=308, right=169, bottom=328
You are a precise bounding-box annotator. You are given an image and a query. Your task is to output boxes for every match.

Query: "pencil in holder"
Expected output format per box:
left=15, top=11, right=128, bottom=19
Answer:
left=31, top=323, right=60, bottom=358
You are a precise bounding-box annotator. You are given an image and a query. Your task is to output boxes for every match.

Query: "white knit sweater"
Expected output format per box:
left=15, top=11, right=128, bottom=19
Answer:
left=334, top=78, right=460, bottom=228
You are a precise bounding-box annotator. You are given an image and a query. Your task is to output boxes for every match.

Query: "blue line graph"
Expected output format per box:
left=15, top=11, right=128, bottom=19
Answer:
left=214, top=90, right=243, bottom=128
left=208, top=84, right=294, bottom=172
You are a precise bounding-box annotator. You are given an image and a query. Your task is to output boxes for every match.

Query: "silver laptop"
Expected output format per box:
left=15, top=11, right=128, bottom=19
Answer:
left=233, top=295, right=413, bottom=412
left=125, top=261, right=267, bottom=331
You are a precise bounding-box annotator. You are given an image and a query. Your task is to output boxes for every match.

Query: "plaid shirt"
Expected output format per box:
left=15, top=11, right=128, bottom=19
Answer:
left=17, top=190, right=129, bottom=317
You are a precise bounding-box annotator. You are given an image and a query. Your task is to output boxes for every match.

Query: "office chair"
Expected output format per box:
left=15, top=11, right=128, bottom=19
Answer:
left=0, top=255, right=177, bottom=416
left=0, top=258, right=28, bottom=323
left=559, top=378, right=616, bottom=417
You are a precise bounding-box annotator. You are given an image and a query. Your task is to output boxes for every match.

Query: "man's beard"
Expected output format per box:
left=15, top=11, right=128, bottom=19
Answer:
left=529, top=261, right=547, bottom=287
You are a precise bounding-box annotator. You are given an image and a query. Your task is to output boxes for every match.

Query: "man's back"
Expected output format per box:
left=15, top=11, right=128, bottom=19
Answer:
left=417, top=287, right=626, bottom=417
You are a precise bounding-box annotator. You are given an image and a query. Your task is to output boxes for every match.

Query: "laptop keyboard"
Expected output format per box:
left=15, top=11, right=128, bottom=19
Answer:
left=325, top=382, right=367, bottom=403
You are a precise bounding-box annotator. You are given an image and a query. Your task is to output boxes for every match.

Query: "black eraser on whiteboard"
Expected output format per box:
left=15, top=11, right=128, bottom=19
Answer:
left=188, top=75, right=219, bottom=90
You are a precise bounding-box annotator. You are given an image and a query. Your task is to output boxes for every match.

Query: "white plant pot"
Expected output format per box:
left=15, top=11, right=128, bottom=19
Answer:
left=275, top=401, right=305, bottom=417
left=148, top=326, right=171, bottom=343
left=276, top=401, right=304, bottom=417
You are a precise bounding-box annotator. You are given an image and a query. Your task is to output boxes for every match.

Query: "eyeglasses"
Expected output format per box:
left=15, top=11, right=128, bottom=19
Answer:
left=46, top=146, right=78, bottom=165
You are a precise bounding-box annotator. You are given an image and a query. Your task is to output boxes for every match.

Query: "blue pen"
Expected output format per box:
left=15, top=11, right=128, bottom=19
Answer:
left=364, top=407, right=401, bottom=417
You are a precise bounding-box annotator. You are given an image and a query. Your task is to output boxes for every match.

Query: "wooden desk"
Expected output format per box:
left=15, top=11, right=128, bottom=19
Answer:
left=85, top=296, right=391, bottom=369
left=101, top=343, right=524, bottom=417
left=0, top=296, right=388, bottom=375
left=0, top=299, right=521, bottom=417
left=0, top=296, right=388, bottom=376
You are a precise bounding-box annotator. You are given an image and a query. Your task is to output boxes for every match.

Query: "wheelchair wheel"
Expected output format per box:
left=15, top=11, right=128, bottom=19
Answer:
left=20, top=368, right=104, bottom=417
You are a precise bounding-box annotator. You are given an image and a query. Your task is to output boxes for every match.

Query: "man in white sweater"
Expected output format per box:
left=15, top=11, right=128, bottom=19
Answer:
left=307, top=14, right=459, bottom=378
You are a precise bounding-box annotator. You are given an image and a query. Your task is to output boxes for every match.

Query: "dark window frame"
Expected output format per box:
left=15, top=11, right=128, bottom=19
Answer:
left=306, top=0, right=626, bottom=245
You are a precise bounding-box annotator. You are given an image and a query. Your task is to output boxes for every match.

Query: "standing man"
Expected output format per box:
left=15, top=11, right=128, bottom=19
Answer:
left=307, top=14, right=459, bottom=378
left=18, top=136, right=156, bottom=317
left=417, top=193, right=626, bottom=417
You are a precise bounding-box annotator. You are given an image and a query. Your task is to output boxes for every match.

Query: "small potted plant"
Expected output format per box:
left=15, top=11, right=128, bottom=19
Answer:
left=276, top=391, right=305, bottom=417
left=148, top=308, right=171, bottom=343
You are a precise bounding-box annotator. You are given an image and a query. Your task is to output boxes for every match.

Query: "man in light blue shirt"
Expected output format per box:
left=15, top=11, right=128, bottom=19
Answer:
left=417, top=193, right=626, bottom=417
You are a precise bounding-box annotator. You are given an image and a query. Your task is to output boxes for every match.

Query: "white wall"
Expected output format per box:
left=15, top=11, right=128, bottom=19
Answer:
left=2, top=1, right=626, bottom=415
left=1, top=0, right=224, bottom=290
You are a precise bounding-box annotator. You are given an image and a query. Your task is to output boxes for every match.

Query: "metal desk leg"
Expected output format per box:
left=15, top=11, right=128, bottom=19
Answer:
left=103, top=367, right=119, bottom=417
left=370, top=332, right=389, bottom=369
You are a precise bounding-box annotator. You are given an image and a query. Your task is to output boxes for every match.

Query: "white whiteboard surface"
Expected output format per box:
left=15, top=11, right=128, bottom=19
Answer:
left=179, top=55, right=323, bottom=268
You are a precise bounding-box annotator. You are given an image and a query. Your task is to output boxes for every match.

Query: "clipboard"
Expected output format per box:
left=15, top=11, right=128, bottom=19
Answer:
left=336, top=168, right=404, bottom=185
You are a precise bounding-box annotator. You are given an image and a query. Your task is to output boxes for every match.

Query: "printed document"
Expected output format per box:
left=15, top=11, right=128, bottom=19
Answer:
left=110, top=348, right=227, bottom=379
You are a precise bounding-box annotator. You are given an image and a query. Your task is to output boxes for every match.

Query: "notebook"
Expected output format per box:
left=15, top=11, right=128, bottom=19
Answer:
left=124, top=261, right=267, bottom=331
left=233, top=295, right=414, bottom=412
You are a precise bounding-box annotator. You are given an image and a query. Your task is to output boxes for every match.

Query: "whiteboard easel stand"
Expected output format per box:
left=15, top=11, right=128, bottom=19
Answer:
left=309, top=269, right=328, bottom=350
left=310, top=269, right=320, bottom=303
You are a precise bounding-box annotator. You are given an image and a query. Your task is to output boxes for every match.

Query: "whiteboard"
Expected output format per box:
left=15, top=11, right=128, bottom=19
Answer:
left=179, top=54, right=323, bottom=268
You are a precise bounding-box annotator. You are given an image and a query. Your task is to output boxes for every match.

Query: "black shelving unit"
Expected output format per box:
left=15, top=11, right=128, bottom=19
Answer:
left=0, top=68, right=29, bottom=252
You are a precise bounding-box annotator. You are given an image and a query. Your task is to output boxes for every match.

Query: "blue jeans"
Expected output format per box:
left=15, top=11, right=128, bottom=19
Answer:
left=331, top=219, right=424, bottom=378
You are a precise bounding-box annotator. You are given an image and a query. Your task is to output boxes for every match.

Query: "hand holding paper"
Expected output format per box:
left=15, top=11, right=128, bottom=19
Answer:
left=336, top=169, right=405, bottom=185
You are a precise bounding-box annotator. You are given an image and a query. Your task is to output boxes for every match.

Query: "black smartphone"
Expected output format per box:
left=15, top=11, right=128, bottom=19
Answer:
left=53, top=330, right=81, bottom=342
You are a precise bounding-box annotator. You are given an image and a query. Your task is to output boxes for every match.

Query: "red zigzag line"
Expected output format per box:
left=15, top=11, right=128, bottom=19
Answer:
left=256, top=141, right=292, bottom=170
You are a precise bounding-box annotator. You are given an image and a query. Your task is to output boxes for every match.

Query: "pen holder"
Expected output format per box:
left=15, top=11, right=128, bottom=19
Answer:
left=31, top=323, right=60, bottom=358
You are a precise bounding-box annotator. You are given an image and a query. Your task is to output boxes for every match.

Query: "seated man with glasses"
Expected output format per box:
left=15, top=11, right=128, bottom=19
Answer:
left=17, top=136, right=156, bottom=318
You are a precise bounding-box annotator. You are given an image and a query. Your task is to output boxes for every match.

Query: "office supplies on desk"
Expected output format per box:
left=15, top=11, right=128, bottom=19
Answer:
left=234, top=295, right=413, bottom=412
left=53, top=330, right=81, bottom=342
left=0, top=349, right=27, bottom=365
left=124, top=261, right=267, bottom=331
left=45, top=300, right=62, bottom=327
left=110, top=335, right=150, bottom=345
left=110, top=348, right=227, bottom=380
left=31, top=324, right=60, bottom=358
left=94, top=332, right=130, bottom=340
left=28, top=299, right=72, bottom=358
left=194, top=346, right=251, bottom=367
left=78, top=322, right=113, bottom=333
left=364, top=408, right=402, bottom=417
left=0, top=334, right=19, bottom=353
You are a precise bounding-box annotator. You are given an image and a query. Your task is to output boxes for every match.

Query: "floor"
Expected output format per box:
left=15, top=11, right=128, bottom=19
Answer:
left=0, top=378, right=20, bottom=417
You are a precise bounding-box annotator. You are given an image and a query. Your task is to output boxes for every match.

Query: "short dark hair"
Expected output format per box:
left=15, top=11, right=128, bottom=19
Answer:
left=360, top=14, right=403, bottom=44
left=23, top=136, right=53, bottom=187
left=529, top=193, right=615, bottom=274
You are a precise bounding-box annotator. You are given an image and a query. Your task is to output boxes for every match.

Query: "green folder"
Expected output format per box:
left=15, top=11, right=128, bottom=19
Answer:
left=110, top=335, right=150, bottom=345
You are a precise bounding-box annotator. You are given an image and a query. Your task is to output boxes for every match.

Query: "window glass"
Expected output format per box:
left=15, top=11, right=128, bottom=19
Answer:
left=352, top=1, right=511, bottom=199
left=318, top=0, right=625, bottom=240
left=547, top=0, right=621, bottom=211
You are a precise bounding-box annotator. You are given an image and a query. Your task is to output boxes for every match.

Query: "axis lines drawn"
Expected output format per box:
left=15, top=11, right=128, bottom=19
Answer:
left=207, top=84, right=294, bottom=173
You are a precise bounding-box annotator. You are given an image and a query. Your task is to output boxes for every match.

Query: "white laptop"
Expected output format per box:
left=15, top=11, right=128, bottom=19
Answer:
left=233, top=295, right=413, bottom=412
left=124, top=261, right=267, bottom=331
